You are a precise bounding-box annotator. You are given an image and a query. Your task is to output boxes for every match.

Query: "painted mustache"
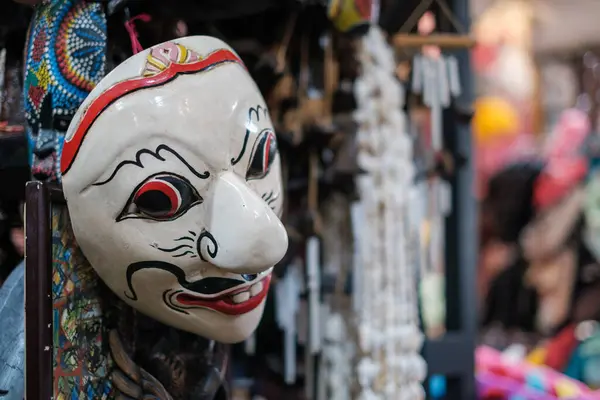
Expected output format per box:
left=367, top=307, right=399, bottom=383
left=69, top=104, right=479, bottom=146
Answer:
left=124, top=260, right=258, bottom=300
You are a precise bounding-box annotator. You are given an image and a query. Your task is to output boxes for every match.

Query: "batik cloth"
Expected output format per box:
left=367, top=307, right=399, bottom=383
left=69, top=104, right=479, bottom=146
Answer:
left=23, top=0, right=106, bottom=183
left=52, top=205, right=114, bottom=399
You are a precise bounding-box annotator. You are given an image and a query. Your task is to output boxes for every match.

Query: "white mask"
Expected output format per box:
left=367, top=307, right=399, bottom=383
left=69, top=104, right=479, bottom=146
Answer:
left=61, top=37, right=288, bottom=343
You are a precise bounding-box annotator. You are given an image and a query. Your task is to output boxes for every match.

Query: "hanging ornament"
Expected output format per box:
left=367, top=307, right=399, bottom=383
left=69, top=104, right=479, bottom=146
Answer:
left=23, top=0, right=107, bottom=182
left=327, top=0, right=376, bottom=34
left=472, top=0, right=537, bottom=102
left=318, top=194, right=355, bottom=400
left=354, top=25, right=426, bottom=399
left=411, top=11, right=461, bottom=152
left=411, top=10, right=458, bottom=338
left=124, top=10, right=152, bottom=55
left=275, top=259, right=303, bottom=385
left=0, top=48, right=5, bottom=118
left=472, top=96, right=520, bottom=145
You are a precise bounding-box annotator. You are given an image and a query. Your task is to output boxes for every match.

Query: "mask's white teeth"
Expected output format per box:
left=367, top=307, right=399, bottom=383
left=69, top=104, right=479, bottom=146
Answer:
left=250, top=281, right=263, bottom=297
left=232, top=291, right=250, bottom=304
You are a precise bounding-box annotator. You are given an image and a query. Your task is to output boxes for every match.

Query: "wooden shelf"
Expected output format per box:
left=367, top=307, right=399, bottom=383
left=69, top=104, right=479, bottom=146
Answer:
left=393, top=33, right=476, bottom=49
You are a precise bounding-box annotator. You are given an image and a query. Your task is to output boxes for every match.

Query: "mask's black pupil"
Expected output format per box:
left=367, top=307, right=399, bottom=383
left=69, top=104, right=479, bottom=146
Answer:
left=135, top=191, right=173, bottom=215
left=267, top=138, right=277, bottom=165
left=247, top=133, right=277, bottom=179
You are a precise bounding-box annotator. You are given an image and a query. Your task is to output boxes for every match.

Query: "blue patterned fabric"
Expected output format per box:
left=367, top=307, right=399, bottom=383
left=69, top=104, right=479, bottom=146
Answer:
left=0, top=262, right=25, bottom=400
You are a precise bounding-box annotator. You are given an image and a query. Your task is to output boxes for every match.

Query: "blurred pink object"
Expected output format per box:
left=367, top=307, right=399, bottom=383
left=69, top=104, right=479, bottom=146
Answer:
left=534, top=109, right=591, bottom=209
left=544, top=109, right=591, bottom=159
left=476, top=346, right=600, bottom=399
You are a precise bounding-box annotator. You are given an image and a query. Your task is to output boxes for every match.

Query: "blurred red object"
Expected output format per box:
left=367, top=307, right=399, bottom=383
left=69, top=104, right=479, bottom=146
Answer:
left=534, top=158, right=588, bottom=210
left=543, top=109, right=590, bottom=159
left=0, top=121, right=25, bottom=134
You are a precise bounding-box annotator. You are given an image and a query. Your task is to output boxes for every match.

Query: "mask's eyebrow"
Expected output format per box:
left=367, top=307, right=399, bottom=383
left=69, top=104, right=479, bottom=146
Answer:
left=248, top=105, right=268, bottom=123
left=231, top=105, right=269, bottom=165
left=93, top=144, right=210, bottom=186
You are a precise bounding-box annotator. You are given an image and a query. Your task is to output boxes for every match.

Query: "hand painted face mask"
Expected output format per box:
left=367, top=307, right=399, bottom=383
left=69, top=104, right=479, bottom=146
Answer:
left=61, top=36, right=288, bottom=343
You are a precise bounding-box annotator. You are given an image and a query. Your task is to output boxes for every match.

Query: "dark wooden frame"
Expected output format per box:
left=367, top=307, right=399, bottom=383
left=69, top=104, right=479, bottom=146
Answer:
left=381, top=0, right=477, bottom=397
left=24, top=182, right=65, bottom=400
left=421, top=0, right=477, bottom=398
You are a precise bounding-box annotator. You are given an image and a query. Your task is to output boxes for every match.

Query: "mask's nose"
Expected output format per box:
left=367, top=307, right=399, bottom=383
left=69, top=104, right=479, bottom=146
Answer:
left=200, top=171, right=288, bottom=273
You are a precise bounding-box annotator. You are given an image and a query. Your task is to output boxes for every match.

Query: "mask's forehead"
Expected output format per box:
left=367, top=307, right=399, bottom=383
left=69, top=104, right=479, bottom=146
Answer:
left=62, top=36, right=271, bottom=190
left=67, top=66, right=267, bottom=188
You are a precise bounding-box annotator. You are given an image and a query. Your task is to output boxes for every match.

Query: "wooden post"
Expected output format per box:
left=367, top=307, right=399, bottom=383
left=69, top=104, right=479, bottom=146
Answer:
left=24, top=181, right=53, bottom=400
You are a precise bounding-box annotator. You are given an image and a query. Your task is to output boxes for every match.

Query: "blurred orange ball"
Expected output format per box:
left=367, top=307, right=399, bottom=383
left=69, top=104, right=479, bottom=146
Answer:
left=473, top=97, right=520, bottom=144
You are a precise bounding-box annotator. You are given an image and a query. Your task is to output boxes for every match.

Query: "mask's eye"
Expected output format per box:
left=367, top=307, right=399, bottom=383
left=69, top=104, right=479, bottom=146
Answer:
left=246, top=129, right=278, bottom=180
left=118, top=174, right=202, bottom=221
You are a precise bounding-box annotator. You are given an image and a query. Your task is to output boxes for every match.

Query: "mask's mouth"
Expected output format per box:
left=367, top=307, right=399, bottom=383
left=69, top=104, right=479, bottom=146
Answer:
left=124, top=260, right=272, bottom=315
left=183, top=274, right=258, bottom=296
left=175, top=274, right=271, bottom=316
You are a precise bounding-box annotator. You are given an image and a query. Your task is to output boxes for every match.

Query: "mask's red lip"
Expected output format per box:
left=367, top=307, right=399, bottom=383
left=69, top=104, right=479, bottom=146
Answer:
left=175, top=275, right=271, bottom=316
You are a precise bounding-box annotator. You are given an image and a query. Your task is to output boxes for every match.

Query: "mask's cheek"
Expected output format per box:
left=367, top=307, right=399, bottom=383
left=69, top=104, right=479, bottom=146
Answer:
left=68, top=198, right=123, bottom=265
left=245, top=164, right=284, bottom=216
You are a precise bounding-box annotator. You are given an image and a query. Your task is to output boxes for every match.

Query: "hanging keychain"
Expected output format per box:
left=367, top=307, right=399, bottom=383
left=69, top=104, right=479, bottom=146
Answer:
left=306, top=150, right=322, bottom=355
left=301, top=33, right=328, bottom=133
left=322, top=31, right=339, bottom=130
left=265, top=12, right=298, bottom=135
left=275, top=259, right=303, bottom=384
left=123, top=8, right=151, bottom=55
left=412, top=10, right=460, bottom=338
left=244, top=333, right=256, bottom=356
left=304, top=148, right=323, bottom=399
left=411, top=11, right=461, bottom=152
left=0, top=48, right=6, bottom=119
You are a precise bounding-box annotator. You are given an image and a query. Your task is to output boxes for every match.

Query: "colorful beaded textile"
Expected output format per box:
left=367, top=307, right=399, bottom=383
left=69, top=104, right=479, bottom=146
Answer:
left=23, top=0, right=106, bottom=183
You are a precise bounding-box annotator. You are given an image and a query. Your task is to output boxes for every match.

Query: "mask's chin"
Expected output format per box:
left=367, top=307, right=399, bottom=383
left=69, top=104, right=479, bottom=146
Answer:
left=123, top=293, right=268, bottom=342
left=183, top=298, right=268, bottom=343
left=123, top=280, right=270, bottom=342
